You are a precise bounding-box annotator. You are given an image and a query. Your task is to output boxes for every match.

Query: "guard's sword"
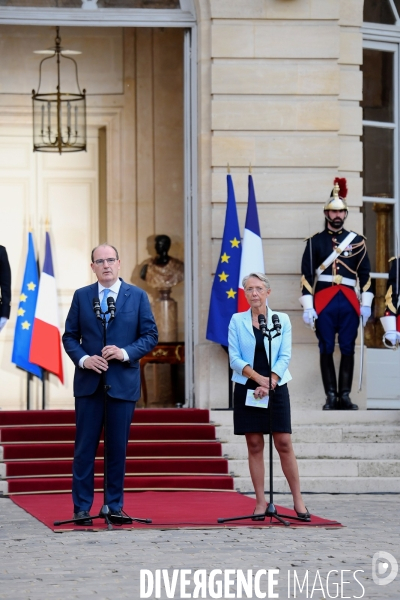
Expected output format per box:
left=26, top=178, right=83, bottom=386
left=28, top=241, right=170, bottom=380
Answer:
left=358, top=314, right=364, bottom=391
left=309, top=225, right=316, bottom=332
left=396, top=234, right=399, bottom=302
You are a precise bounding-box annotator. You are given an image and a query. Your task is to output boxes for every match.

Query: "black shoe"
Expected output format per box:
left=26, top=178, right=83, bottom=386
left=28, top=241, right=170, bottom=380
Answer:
left=338, top=354, right=358, bottom=410
left=320, top=354, right=338, bottom=410
left=73, top=511, right=93, bottom=526
left=251, top=507, right=266, bottom=521
left=294, top=506, right=311, bottom=521
left=322, top=391, right=338, bottom=410
left=339, top=392, right=358, bottom=410
left=109, top=509, right=133, bottom=525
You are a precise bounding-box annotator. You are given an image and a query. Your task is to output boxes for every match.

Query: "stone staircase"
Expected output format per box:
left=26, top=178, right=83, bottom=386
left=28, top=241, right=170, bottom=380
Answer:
left=210, top=409, right=400, bottom=493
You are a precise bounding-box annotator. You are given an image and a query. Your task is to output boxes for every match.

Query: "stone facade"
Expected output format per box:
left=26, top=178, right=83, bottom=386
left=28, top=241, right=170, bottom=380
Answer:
left=0, top=1, right=370, bottom=409
left=197, top=0, right=366, bottom=409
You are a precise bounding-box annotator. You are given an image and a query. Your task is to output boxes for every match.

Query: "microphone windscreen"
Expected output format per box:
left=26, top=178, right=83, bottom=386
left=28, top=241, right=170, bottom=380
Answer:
left=258, top=314, right=266, bottom=325
left=272, top=314, right=281, bottom=330
left=93, top=297, right=100, bottom=307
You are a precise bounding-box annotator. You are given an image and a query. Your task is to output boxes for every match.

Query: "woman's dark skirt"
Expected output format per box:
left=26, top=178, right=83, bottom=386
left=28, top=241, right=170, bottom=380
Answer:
left=233, top=382, right=292, bottom=435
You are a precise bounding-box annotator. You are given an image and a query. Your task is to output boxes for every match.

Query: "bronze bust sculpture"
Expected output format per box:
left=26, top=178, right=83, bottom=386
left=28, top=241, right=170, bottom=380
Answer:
left=140, top=235, right=184, bottom=290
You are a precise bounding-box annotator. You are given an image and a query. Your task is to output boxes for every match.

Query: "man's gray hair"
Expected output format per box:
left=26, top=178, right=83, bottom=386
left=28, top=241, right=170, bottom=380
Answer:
left=242, top=272, right=271, bottom=290
left=91, top=244, right=119, bottom=263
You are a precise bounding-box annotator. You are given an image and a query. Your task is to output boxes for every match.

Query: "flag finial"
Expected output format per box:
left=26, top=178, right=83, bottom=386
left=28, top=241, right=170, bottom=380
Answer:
left=249, top=163, right=252, bottom=174
left=227, top=163, right=230, bottom=174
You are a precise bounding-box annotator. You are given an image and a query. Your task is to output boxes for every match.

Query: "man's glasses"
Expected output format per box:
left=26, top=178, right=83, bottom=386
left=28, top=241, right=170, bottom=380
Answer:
left=93, top=258, right=117, bottom=265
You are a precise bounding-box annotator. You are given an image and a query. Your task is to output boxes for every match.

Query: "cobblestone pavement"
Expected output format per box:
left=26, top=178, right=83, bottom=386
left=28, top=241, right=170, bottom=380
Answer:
left=0, top=493, right=399, bottom=600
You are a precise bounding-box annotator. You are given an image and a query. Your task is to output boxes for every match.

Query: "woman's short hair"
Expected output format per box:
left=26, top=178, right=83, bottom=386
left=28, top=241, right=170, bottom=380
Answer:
left=242, top=272, right=271, bottom=290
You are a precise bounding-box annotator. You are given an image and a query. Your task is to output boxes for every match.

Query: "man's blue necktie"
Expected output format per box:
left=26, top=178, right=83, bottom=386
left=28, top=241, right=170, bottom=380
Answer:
left=101, top=289, right=111, bottom=324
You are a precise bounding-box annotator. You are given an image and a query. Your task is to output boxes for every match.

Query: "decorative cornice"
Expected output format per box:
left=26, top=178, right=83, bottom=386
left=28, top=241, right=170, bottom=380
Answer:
left=0, top=6, right=196, bottom=27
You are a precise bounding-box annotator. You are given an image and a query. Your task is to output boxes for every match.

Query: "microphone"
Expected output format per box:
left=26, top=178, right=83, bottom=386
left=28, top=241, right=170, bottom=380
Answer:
left=107, top=295, right=116, bottom=320
left=93, top=298, right=102, bottom=320
left=258, top=314, right=267, bottom=335
left=272, top=314, right=281, bottom=333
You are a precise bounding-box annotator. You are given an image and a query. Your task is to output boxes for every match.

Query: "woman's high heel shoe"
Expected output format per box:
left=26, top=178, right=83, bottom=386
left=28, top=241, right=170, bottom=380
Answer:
left=294, top=506, right=311, bottom=521
left=252, top=508, right=266, bottom=521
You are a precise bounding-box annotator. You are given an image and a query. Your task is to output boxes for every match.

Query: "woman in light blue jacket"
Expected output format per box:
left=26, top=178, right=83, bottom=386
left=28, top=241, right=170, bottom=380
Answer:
left=229, top=273, right=308, bottom=520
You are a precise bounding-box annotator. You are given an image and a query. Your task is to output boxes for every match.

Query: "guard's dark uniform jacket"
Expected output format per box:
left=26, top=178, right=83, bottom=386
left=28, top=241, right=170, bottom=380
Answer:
left=301, top=226, right=371, bottom=316
left=0, top=245, right=11, bottom=319
left=384, top=256, right=400, bottom=329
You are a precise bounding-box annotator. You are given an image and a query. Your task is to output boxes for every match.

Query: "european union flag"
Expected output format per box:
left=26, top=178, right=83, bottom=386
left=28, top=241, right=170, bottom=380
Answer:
left=11, top=233, right=42, bottom=378
left=206, top=175, right=242, bottom=346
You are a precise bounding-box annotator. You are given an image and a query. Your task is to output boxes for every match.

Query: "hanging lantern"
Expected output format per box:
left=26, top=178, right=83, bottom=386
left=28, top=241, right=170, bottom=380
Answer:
left=32, top=27, right=87, bottom=154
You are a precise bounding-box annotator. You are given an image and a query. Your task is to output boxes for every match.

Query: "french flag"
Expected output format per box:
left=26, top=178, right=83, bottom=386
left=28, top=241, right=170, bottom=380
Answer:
left=30, top=232, right=64, bottom=383
left=237, top=175, right=265, bottom=312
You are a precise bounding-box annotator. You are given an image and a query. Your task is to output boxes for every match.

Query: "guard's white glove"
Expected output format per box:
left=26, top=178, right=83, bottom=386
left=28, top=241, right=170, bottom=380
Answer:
left=360, top=306, right=371, bottom=326
left=383, top=331, right=400, bottom=346
left=0, top=317, right=8, bottom=332
left=303, top=308, right=318, bottom=327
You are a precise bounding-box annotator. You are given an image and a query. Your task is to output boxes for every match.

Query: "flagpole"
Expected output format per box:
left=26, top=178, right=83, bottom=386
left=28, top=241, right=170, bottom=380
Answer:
left=42, top=370, right=47, bottom=410
left=26, top=372, right=31, bottom=410
left=228, top=365, right=233, bottom=409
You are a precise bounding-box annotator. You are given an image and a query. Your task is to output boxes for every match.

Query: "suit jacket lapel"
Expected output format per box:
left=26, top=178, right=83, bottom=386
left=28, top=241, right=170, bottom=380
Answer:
left=243, top=308, right=253, bottom=337
left=107, top=279, right=130, bottom=329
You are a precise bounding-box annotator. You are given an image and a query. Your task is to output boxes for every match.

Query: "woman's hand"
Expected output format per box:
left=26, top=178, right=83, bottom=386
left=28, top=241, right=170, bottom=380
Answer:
left=257, top=375, right=278, bottom=390
left=257, top=375, right=270, bottom=388
left=253, top=386, right=269, bottom=399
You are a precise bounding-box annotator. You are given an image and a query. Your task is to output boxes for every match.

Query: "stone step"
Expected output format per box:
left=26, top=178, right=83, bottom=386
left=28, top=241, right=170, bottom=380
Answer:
left=211, top=409, right=400, bottom=426
left=229, top=459, right=400, bottom=478
left=223, top=442, right=400, bottom=460
left=234, top=476, right=400, bottom=494
left=216, top=425, right=400, bottom=444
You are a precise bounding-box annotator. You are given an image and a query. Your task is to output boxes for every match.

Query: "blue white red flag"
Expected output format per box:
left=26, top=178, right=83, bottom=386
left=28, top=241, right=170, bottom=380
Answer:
left=237, top=175, right=265, bottom=312
left=206, top=175, right=242, bottom=346
left=29, top=232, right=64, bottom=383
left=11, top=233, right=42, bottom=378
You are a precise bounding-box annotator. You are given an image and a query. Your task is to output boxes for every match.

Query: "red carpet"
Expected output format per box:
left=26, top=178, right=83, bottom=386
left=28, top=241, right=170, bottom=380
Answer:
left=0, top=409, right=234, bottom=494
left=11, top=491, right=343, bottom=531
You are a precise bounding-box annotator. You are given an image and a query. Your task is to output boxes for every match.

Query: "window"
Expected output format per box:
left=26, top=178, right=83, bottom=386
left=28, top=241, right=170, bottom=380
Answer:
left=363, top=9, right=400, bottom=349
left=364, top=0, right=396, bottom=25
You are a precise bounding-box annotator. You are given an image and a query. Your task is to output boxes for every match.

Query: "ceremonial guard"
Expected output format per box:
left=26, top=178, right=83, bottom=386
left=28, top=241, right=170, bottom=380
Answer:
left=300, top=178, right=373, bottom=410
left=380, top=255, right=400, bottom=348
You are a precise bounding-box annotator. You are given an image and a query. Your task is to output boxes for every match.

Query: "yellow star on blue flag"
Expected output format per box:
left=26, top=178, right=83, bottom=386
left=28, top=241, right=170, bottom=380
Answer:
left=206, top=175, right=242, bottom=346
left=12, top=233, right=42, bottom=379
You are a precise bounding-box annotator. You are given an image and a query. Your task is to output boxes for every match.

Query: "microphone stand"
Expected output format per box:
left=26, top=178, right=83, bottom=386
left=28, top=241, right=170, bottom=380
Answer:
left=218, top=315, right=309, bottom=526
left=54, top=297, right=152, bottom=530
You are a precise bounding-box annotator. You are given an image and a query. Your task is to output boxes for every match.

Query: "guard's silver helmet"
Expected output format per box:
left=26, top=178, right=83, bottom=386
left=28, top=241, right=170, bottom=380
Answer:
left=324, top=178, right=348, bottom=213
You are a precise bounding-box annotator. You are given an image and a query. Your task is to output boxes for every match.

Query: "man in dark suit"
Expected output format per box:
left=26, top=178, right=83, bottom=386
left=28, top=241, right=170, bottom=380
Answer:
left=63, top=244, right=158, bottom=524
left=0, top=245, right=11, bottom=334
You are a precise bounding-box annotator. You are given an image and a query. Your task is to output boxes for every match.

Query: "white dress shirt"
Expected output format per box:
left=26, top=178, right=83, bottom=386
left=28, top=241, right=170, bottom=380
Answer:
left=79, top=279, right=129, bottom=368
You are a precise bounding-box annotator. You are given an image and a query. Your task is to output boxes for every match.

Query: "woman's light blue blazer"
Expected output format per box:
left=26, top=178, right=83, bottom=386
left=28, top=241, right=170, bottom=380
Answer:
left=228, top=307, right=292, bottom=386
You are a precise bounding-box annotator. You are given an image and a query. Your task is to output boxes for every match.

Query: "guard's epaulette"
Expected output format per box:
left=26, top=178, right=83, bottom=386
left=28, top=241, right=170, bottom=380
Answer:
left=303, top=232, right=319, bottom=241
left=351, top=231, right=366, bottom=240
left=388, top=255, right=400, bottom=262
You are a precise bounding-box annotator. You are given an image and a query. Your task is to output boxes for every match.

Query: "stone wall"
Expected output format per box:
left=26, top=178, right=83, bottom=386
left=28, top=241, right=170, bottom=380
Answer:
left=196, top=0, right=365, bottom=408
